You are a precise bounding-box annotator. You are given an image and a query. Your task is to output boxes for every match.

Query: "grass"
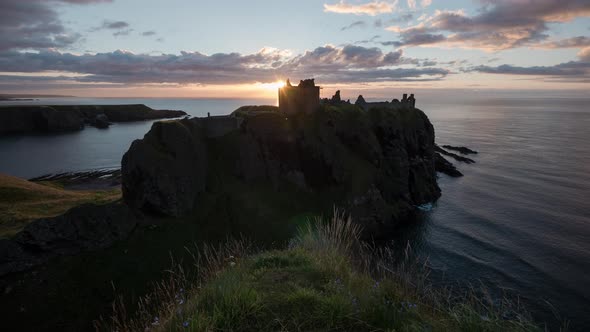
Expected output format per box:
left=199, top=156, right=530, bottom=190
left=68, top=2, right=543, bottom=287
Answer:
left=0, top=173, right=121, bottom=238
left=97, top=211, right=551, bottom=332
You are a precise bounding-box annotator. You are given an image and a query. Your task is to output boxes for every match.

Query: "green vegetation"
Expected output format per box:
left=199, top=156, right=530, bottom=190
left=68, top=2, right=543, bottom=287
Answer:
left=99, top=213, right=544, bottom=332
left=231, top=105, right=279, bottom=117
left=0, top=173, right=120, bottom=238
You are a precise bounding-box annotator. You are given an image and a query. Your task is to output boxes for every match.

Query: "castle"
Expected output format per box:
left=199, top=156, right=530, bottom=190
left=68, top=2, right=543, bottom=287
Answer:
left=278, top=78, right=320, bottom=115
left=278, top=78, right=416, bottom=114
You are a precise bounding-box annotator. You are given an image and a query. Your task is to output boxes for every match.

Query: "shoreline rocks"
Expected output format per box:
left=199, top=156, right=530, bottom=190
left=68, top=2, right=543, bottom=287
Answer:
left=442, top=145, right=478, bottom=155
left=436, top=145, right=475, bottom=164
left=435, top=153, right=463, bottom=177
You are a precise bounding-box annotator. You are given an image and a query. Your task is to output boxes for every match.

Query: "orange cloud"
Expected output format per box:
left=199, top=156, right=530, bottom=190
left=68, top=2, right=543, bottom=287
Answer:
left=324, top=1, right=397, bottom=16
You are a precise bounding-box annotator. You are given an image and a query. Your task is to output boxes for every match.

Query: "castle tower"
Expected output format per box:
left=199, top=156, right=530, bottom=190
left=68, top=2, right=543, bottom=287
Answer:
left=278, top=78, right=320, bottom=115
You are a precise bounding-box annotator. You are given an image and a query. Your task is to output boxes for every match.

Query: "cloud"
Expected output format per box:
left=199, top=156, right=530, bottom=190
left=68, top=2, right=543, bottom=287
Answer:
left=387, top=0, right=590, bottom=51
left=113, top=29, right=133, bottom=37
left=406, top=0, right=429, bottom=9
left=142, top=31, right=157, bottom=37
left=0, top=45, right=449, bottom=86
left=102, top=20, right=129, bottom=30
left=578, top=47, right=590, bottom=62
left=341, top=20, right=367, bottom=31
left=0, top=0, right=110, bottom=51
left=354, top=35, right=381, bottom=44
left=59, top=0, right=112, bottom=3
left=537, top=36, right=590, bottom=49
left=285, top=45, right=405, bottom=69
left=384, top=25, right=445, bottom=47
left=90, top=20, right=133, bottom=36
left=471, top=62, right=590, bottom=76
left=324, top=1, right=397, bottom=16
left=373, top=13, right=412, bottom=29
left=469, top=49, right=590, bottom=81
left=382, top=13, right=413, bottom=25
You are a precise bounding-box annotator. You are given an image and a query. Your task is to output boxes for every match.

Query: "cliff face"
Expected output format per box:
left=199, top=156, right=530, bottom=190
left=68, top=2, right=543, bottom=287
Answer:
left=122, top=120, right=208, bottom=217
left=0, top=104, right=186, bottom=135
left=122, top=105, right=441, bottom=235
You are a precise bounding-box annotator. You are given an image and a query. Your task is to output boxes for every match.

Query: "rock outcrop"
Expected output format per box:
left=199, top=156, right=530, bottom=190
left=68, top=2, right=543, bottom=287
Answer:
left=0, top=104, right=186, bottom=135
left=0, top=203, right=137, bottom=276
left=122, top=119, right=208, bottom=217
left=355, top=95, right=367, bottom=105
left=435, top=145, right=475, bottom=164
left=441, top=145, right=478, bottom=155
left=435, top=153, right=463, bottom=177
left=122, top=104, right=441, bottom=235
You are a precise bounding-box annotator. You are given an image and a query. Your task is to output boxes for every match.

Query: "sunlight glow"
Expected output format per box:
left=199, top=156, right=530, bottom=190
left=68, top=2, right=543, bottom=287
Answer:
left=258, top=80, right=285, bottom=91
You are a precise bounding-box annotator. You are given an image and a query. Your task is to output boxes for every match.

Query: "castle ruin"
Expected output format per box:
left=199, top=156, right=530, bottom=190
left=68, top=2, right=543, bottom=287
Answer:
left=278, top=78, right=320, bottom=115
left=278, top=78, right=417, bottom=114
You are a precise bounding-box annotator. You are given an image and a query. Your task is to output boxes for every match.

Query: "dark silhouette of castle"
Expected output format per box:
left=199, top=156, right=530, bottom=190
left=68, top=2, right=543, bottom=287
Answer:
left=278, top=78, right=320, bottom=115
left=278, top=78, right=417, bottom=114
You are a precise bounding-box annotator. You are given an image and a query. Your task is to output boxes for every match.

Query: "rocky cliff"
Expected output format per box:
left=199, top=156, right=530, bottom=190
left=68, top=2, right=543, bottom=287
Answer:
left=0, top=104, right=446, bottom=275
left=0, top=104, right=186, bottom=135
left=122, top=104, right=441, bottom=235
left=0, top=203, right=137, bottom=275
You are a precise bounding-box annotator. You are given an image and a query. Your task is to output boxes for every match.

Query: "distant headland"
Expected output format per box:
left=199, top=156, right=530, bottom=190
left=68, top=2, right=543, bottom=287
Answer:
left=0, top=104, right=186, bottom=135
left=0, top=93, right=75, bottom=101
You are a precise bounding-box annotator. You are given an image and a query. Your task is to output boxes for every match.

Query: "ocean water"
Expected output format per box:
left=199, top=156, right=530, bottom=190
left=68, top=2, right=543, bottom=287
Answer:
left=0, top=98, right=274, bottom=177
left=1, top=91, right=589, bottom=329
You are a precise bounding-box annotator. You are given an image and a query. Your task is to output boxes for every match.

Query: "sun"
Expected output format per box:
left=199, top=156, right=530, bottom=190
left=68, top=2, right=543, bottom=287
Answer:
left=259, top=80, right=285, bottom=91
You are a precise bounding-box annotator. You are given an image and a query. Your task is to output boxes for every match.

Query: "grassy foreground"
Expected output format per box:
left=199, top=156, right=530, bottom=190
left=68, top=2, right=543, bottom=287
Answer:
left=99, top=213, right=546, bottom=332
left=0, top=173, right=120, bottom=238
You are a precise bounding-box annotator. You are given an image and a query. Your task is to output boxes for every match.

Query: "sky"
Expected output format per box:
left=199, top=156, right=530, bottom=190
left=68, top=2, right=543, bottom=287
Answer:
left=0, top=0, right=589, bottom=98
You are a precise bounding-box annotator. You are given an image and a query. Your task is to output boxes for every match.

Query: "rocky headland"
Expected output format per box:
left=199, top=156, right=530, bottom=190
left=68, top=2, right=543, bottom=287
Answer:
left=0, top=104, right=186, bottom=135
left=122, top=104, right=441, bottom=232
left=0, top=103, right=474, bottom=276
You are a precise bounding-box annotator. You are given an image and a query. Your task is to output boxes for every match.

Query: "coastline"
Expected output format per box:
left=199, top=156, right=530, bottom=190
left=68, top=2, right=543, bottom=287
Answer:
left=0, top=94, right=588, bottom=330
left=0, top=104, right=187, bottom=135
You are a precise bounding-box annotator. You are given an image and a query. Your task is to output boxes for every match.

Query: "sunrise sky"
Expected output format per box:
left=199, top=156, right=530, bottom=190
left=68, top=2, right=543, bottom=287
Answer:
left=1, top=0, right=589, bottom=98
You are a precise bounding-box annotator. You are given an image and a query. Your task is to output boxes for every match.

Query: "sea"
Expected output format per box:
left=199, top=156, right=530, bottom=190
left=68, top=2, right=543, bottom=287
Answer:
left=1, top=90, right=589, bottom=330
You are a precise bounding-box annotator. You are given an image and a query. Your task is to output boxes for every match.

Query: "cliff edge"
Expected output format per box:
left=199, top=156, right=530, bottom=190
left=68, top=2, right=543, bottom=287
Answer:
left=122, top=104, right=441, bottom=235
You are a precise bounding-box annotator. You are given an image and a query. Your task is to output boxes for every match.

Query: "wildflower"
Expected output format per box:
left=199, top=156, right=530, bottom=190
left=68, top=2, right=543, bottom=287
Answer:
left=229, top=261, right=236, bottom=267
left=183, top=321, right=190, bottom=328
left=373, top=280, right=380, bottom=289
left=151, top=317, right=160, bottom=326
left=480, top=315, right=491, bottom=322
left=178, top=299, right=184, bottom=305
left=229, top=255, right=235, bottom=260
left=400, top=301, right=417, bottom=310
left=179, top=288, right=184, bottom=293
